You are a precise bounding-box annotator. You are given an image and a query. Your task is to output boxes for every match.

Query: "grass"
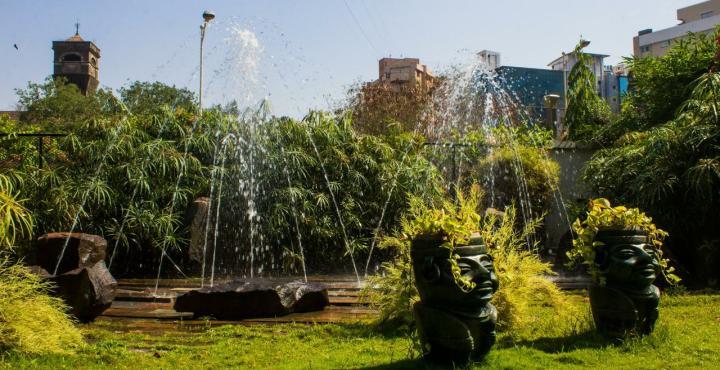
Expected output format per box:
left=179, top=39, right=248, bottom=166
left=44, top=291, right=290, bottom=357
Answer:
left=1, top=293, right=718, bottom=369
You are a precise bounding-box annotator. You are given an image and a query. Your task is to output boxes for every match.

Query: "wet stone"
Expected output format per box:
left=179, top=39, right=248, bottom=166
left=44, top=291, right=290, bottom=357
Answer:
left=174, top=280, right=329, bottom=319
left=34, top=232, right=107, bottom=273
left=186, top=197, right=212, bottom=264
left=31, top=232, right=117, bottom=322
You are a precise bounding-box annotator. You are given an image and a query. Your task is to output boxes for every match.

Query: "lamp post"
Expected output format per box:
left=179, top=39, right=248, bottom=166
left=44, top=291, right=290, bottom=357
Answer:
left=199, top=10, right=215, bottom=117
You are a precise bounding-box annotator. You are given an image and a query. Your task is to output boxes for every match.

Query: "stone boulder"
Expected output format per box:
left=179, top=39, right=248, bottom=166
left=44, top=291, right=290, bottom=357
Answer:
left=186, top=197, right=212, bottom=264
left=174, top=280, right=329, bottom=319
left=277, top=280, right=330, bottom=313
left=35, top=232, right=107, bottom=273
left=31, top=232, right=117, bottom=322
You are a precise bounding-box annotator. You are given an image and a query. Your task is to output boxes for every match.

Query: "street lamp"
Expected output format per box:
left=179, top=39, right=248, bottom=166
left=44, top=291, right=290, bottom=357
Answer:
left=199, top=10, right=216, bottom=116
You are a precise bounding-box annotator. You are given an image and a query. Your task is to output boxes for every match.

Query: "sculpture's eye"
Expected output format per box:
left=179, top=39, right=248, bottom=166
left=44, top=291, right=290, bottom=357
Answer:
left=478, top=255, right=494, bottom=270
left=458, top=263, right=473, bottom=275
left=613, top=246, right=637, bottom=259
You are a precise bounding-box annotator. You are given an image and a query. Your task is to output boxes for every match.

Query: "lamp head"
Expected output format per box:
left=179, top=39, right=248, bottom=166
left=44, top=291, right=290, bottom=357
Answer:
left=203, top=10, right=216, bottom=23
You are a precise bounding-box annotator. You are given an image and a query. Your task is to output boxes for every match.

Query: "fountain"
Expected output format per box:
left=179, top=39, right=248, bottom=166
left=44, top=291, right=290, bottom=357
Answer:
left=43, top=18, right=574, bottom=323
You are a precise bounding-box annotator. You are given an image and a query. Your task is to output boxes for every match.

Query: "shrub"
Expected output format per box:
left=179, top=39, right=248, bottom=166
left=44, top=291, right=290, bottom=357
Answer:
left=566, top=198, right=679, bottom=286
left=364, top=186, right=571, bottom=332
left=0, top=257, right=83, bottom=354
left=584, top=66, right=720, bottom=286
left=0, top=174, right=33, bottom=251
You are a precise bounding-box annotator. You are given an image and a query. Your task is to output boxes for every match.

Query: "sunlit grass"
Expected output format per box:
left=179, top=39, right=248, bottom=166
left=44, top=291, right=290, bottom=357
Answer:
left=1, top=293, right=718, bottom=369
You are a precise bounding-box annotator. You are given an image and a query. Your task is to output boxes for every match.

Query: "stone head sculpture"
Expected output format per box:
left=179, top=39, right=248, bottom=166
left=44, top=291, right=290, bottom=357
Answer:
left=590, top=229, right=661, bottom=337
left=411, top=233, right=498, bottom=364
left=594, top=230, right=660, bottom=295
left=412, top=236, right=498, bottom=314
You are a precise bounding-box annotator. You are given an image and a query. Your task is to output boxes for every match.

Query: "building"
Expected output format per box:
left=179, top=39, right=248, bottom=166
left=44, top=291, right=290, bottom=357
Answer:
left=496, top=66, right=564, bottom=112
left=634, top=0, right=720, bottom=57
left=377, top=58, right=434, bottom=92
left=52, top=29, right=100, bottom=95
left=478, top=50, right=502, bottom=70
left=548, top=52, right=609, bottom=82
left=601, top=66, right=629, bottom=113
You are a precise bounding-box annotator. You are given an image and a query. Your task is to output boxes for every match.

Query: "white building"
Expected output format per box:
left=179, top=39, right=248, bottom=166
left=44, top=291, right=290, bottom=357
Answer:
left=634, top=0, right=720, bottom=57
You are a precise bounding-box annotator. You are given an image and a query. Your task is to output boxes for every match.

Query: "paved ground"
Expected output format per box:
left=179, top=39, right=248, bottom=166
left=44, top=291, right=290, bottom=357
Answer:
left=97, top=274, right=590, bottom=329
left=101, top=275, right=375, bottom=325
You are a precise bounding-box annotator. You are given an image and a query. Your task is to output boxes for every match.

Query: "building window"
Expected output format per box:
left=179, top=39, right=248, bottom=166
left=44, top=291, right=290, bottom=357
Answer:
left=62, top=53, right=81, bottom=62
left=661, top=40, right=671, bottom=49
left=701, top=11, right=714, bottom=19
left=640, top=45, right=651, bottom=53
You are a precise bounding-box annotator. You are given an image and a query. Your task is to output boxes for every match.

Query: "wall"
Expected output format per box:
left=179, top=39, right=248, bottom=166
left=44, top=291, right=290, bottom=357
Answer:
left=544, top=144, right=597, bottom=259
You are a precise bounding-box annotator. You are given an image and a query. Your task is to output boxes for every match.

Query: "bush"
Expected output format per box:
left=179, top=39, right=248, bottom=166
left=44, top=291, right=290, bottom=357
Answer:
left=0, top=257, right=83, bottom=354
left=364, top=186, right=572, bottom=332
left=595, top=30, right=716, bottom=144
left=584, top=67, right=720, bottom=286
left=203, top=110, right=444, bottom=275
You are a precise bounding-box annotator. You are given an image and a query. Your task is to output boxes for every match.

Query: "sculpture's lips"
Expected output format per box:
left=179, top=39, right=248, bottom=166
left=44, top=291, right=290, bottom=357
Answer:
left=472, top=282, right=494, bottom=296
left=639, top=265, right=657, bottom=275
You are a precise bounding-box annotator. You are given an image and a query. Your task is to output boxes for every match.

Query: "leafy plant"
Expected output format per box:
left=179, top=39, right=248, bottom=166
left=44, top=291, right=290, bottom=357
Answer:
left=583, top=34, right=720, bottom=286
left=0, top=174, right=33, bottom=251
left=364, top=186, right=571, bottom=332
left=0, top=256, right=83, bottom=354
left=566, top=198, right=679, bottom=285
left=565, top=40, right=613, bottom=141
left=402, top=184, right=485, bottom=291
left=479, top=205, right=573, bottom=332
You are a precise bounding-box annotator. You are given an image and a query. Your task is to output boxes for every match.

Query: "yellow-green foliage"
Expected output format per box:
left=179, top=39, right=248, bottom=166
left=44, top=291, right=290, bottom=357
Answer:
left=480, top=206, right=575, bottom=332
left=364, top=186, right=573, bottom=333
left=567, top=198, right=679, bottom=285
left=401, top=185, right=484, bottom=292
left=0, top=174, right=33, bottom=250
left=0, top=257, right=83, bottom=354
left=474, top=143, right=559, bottom=218
left=363, top=235, right=417, bottom=326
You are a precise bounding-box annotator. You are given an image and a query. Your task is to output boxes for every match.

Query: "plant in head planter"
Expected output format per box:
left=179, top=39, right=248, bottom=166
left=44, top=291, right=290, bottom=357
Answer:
left=568, top=198, right=680, bottom=338
left=405, top=185, right=499, bottom=365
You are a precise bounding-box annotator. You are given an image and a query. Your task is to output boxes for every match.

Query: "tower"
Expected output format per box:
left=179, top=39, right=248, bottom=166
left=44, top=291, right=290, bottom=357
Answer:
left=52, top=24, right=100, bottom=95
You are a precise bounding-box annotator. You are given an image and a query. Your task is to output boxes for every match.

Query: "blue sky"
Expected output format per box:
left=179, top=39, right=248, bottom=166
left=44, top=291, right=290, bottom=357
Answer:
left=0, top=0, right=702, bottom=117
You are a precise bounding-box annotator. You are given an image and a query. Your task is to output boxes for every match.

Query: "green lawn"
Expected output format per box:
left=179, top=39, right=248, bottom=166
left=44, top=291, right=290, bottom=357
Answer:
left=2, top=293, right=719, bottom=369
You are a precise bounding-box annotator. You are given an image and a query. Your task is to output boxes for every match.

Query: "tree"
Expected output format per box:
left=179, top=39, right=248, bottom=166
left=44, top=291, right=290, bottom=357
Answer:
left=118, top=81, right=197, bottom=116
left=564, top=42, right=612, bottom=141
left=16, top=77, right=106, bottom=131
left=595, top=30, right=716, bottom=145
left=347, top=82, right=434, bottom=136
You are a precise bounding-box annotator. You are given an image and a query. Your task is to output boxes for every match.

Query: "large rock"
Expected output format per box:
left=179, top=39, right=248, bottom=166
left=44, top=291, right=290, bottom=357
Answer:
left=278, top=281, right=330, bottom=313
left=186, top=197, right=212, bottom=264
left=174, top=280, right=329, bottom=319
left=31, top=232, right=116, bottom=322
left=35, top=232, right=107, bottom=273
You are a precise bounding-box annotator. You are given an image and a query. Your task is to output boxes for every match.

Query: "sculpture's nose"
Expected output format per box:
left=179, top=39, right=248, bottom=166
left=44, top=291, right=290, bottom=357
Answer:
left=637, top=247, right=660, bottom=268
left=474, top=262, right=491, bottom=281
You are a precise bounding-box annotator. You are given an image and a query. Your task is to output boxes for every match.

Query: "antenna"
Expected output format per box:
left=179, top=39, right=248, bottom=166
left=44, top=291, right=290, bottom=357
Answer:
left=75, top=20, right=80, bottom=35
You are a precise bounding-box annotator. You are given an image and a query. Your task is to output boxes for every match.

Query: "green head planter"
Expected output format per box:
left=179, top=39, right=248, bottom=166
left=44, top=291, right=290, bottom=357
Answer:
left=590, top=229, right=660, bottom=337
left=411, top=233, right=498, bottom=364
left=569, top=199, right=680, bottom=338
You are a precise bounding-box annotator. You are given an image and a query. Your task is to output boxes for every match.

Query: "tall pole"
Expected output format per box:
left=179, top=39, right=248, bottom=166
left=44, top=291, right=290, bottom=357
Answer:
left=562, top=53, right=568, bottom=113
left=198, top=11, right=215, bottom=117
left=199, top=22, right=207, bottom=117
left=562, top=53, right=567, bottom=137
